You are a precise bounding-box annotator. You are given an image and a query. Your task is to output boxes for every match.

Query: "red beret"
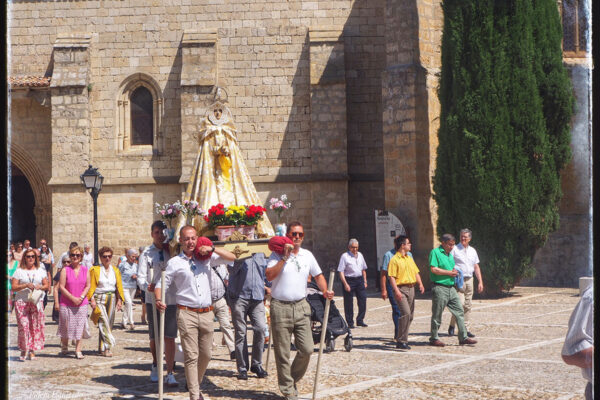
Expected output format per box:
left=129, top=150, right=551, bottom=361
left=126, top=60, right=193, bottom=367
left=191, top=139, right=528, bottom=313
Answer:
left=195, top=236, right=214, bottom=260
left=268, top=236, right=294, bottom=255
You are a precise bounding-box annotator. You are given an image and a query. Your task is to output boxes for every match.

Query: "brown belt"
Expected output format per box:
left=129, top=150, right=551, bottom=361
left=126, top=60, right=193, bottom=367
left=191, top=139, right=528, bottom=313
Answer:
left=177, top=304, right=213, bottom=313
left=398, top=283, right=415, bottom=288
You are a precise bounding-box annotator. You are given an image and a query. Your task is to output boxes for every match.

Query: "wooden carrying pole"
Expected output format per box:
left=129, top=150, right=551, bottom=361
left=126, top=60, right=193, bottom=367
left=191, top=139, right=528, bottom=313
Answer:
left=149, top=267, right=160, bottom=392
left=158, top=270, right=166, bottom=399
left=312, top=269, right=335, bottom=400
left=264, top=296, right=272, bottom=369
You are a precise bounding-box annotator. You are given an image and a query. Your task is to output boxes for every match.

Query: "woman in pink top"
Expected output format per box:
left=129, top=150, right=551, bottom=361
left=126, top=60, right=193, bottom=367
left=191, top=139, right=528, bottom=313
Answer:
left=58, top=246, right=91, bottom=359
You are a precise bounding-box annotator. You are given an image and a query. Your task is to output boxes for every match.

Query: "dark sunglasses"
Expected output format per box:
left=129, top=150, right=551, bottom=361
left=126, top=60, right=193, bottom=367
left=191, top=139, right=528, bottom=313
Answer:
left=290, top=232, right=304, bottom=238
left=70, top=253, right=82, bottom=258
left=25, top=255, right=36, bottom=259
left=101, top=254, right=113, bottom=259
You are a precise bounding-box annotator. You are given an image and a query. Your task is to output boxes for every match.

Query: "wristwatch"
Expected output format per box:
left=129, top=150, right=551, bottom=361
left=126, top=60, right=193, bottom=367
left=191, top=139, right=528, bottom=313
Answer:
left=210, top=245, right=215, bottom=252
left=281, top=255, right=289, bottom=262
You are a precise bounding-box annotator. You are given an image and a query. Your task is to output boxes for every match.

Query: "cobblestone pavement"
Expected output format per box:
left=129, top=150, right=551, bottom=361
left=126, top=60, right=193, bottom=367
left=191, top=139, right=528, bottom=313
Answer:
left=7, top=285, right=586, bottom=399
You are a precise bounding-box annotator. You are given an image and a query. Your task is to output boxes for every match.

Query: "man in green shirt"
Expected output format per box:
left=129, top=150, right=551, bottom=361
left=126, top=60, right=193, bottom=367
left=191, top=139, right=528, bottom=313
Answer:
left=428, top=233, right=477, bottom=347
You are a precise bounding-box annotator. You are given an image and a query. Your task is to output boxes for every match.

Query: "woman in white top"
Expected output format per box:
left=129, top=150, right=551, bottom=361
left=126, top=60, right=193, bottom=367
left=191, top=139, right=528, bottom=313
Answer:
left=87, top=246, right=124, bottom=357
left=11, top=248, right=49, bottom=361
left=13, top=242, right=25, bottom=262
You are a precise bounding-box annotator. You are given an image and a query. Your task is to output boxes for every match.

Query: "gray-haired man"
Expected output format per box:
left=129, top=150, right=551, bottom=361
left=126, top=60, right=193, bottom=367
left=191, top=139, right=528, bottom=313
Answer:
left=119, top=248, right=139, bottom=330
left=447, top=228, right=484, bottom=338
left=337, top=238, right=368, bottom=328
left=82, top=244, right=94, bottom=268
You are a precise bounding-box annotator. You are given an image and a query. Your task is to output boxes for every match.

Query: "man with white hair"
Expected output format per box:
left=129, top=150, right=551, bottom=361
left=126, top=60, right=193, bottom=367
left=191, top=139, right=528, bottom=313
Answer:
left=118, top=248, right=139, bottom=330
left=337, top=238, right=369, bottom=328
left=82, top=244, right=94, bottom=268
left=447, top=228, right=484, bottom=338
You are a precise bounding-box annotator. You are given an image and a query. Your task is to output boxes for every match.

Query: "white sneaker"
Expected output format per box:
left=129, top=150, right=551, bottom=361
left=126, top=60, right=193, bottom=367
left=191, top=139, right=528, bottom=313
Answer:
left=165, top=373, right=178, bottom=387
left=150, top=365, right=158, bottom=382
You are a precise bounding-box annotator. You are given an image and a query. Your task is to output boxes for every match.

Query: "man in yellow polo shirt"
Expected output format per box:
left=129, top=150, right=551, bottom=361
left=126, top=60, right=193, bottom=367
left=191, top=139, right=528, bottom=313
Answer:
left=387, top=235, right=424, bottom=350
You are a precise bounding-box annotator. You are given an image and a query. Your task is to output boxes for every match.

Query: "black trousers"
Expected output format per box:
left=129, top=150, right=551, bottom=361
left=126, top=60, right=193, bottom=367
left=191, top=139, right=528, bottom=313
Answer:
left=342, top=276, right=367, bottom=325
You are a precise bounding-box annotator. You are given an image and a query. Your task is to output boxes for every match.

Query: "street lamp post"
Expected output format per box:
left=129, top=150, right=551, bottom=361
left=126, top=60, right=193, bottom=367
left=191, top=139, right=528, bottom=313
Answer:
left=80, top=165, right=104, bottom=265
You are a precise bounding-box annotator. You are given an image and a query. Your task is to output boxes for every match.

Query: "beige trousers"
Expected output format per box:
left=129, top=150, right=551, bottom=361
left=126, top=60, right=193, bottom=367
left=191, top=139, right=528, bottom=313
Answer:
left=450, top=276, right=473, bottom=330
left=176, top=307, right=214, bottom=400
left=396, top=285, right=415, bottom=343
left=212, top=297, right=235, bottom=353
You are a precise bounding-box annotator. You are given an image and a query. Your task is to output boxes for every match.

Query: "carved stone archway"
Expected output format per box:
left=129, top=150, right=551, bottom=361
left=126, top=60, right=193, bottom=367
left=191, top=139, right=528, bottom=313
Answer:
left=10, top=143, right=52, bottom=246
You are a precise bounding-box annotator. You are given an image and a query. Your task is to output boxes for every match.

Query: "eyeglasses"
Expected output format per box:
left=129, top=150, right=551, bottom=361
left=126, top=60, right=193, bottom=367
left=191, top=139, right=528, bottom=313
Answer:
left=101, top=254, right=113, bottom=259
left=25, top=255, right=36, bottom=259
left=70, top=253, right=82, bottom=258
left=290, top=232, right=304, bottom=238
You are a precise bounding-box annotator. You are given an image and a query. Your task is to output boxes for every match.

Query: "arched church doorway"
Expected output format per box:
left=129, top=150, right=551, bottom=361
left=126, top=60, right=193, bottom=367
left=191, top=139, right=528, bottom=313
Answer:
left=10, top=164, right=36, bottom=244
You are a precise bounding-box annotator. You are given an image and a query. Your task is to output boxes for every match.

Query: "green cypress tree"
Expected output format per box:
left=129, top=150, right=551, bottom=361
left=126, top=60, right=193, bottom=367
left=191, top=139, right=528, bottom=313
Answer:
left=434, top=0, right=574, bottom=293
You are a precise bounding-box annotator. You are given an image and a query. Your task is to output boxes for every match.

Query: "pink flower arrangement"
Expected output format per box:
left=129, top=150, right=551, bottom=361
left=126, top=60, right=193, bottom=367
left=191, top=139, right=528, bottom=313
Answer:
left=269, top=194, right=291, bottom=222
left=155, top=202, right=181, bottom=228
left=180, top=199, right=205, bottom=220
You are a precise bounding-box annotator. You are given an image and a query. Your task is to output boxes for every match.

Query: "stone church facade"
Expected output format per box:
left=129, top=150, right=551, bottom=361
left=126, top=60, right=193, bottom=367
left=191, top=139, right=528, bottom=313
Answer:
left=8, top=1, right=591, bottom=287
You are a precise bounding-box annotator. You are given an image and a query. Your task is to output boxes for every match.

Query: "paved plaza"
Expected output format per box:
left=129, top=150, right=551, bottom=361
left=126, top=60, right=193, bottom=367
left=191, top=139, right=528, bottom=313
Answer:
left=7, top=284, right=586, bottom=399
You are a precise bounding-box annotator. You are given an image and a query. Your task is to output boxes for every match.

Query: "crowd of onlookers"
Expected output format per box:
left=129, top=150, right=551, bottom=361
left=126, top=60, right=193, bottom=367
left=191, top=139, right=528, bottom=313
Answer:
left=6, top=238, right=147, bottom=361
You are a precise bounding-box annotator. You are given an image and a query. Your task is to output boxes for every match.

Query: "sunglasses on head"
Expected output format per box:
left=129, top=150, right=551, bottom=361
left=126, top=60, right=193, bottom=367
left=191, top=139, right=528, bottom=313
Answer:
left=290, top=232, right=304, bottom=238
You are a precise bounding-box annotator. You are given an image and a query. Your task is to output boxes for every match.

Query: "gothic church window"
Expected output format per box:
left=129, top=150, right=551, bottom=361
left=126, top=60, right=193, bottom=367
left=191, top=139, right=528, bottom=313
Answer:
left=130, top=86, right=154, bottom=145
left=117, top=74, right=163, bottom=154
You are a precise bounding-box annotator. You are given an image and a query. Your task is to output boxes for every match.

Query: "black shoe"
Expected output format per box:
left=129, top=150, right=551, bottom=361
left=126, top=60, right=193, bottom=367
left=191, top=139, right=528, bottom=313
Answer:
left=230, top=351, right=236, bottom=360
left=467, top=331, right=475, bottom=338
left=396, top=342, right=411, bottom=350
left=348, top=324, right=355, bottom=329
left=447, top=326, right=455, bottom=336
left=357, top=322, right=368, bottom=327
left=250, top=365, right=268, bottom=378
left=237, top=370, right=248, bottom=380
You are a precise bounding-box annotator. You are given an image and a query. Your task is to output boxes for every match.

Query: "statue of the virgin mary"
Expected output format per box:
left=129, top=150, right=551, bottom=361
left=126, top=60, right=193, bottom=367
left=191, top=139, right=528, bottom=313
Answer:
left=172, top=87, right=274, bottom=240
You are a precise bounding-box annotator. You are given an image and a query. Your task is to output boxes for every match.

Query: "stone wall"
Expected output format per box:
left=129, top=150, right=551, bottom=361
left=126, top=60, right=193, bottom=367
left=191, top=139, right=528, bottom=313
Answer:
left=8, top=0, right=383, bottom=263
left=381, top=0, right=442, bottom=280
left=8, top=96, right=53, bottom=244
left=524, top=62, right=593, bottom=287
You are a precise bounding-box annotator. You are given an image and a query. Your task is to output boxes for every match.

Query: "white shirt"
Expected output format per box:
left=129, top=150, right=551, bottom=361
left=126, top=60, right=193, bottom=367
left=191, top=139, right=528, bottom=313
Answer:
left=82, top=252, right=94, bottom=268
left=210, top=264, right=229, bottom=302
left=157, top=252, right=229, bottom=309
left=337, top=251, right=368, bottom=277
left=138, top=244, right=175, bottom=305
left=12, top=267, right=47, bottom=304
left=451, top=243, right=480, bottom=278
left=562, top=285, right=594, bottom=383
left=95, top=265, right=116, bottom=293
left=38, top=247, right=54, bottom=264
left=267, top=248, right=322, bottom=302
